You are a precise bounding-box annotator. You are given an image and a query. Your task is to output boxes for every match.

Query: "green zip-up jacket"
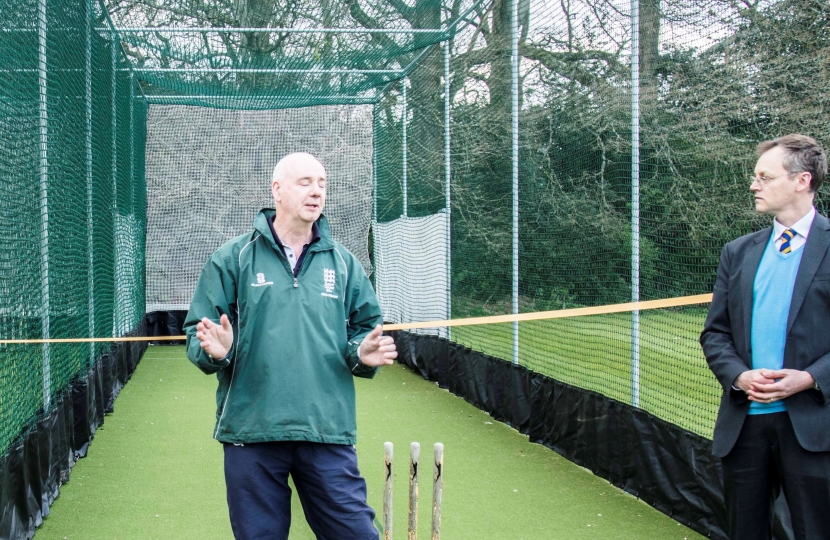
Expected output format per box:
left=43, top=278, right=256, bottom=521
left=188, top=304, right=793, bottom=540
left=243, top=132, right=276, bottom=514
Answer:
left=183, top=209, right=382, bottom=445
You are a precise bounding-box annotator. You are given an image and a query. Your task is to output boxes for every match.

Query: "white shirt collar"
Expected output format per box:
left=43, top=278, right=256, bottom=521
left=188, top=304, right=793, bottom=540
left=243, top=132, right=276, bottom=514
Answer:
left=773, top=207, right=816, bottom=241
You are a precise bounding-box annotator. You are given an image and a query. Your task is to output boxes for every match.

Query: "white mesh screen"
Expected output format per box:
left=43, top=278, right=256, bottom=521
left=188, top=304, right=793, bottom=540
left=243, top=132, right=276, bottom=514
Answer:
left=145, top=105, right=374, bottom=312
left=374, top=213, right=449, bottom=337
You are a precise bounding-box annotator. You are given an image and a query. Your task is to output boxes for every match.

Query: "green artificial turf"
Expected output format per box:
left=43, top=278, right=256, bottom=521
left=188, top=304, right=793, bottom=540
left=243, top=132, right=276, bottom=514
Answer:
left=452, top=309, right=720, bottom=438
left=36, top=345, right=705, bottom=539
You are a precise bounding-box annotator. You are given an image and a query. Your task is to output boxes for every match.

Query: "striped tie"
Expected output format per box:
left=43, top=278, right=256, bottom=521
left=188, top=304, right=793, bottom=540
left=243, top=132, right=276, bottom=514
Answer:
left=780, top=228, right=796, bottom=254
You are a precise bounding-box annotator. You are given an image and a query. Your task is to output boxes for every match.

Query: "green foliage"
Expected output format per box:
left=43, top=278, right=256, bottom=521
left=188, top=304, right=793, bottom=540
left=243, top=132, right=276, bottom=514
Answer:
left=427, top=0, right=830, bottom=309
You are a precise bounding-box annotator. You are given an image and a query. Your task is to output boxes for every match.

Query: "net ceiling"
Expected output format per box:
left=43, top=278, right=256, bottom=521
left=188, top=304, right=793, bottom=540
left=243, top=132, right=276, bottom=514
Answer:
left=103, top=0, right=483, bottom=109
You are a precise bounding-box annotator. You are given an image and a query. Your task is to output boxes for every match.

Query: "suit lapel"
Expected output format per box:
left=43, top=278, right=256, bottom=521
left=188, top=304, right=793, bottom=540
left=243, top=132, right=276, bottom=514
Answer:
left=787, top=213, right=830, bottom=333
left=742, top=230, right=769, bottom=353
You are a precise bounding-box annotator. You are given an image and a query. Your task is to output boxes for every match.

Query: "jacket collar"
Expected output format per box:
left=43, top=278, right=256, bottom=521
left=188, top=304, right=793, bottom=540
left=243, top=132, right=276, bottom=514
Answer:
left=253, top=209, right=334, bottom=252
left=741, top=212, right=830, bottom=349
left=742, top=212, right=830, bottom=347
left=787, top=212, right=830, bottom=333
left=267, top=214, right=320, bottom=250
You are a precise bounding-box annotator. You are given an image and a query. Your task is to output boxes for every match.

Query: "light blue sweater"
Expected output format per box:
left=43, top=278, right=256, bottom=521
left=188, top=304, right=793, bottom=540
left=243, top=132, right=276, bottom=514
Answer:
left=749, top=233, right=804, bottom=414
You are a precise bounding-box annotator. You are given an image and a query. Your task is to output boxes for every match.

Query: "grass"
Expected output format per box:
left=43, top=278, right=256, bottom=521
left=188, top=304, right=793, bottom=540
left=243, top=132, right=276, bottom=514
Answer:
left=35, top=345, right=705, bottom=539
left=451, top=308, right=720, bottom=438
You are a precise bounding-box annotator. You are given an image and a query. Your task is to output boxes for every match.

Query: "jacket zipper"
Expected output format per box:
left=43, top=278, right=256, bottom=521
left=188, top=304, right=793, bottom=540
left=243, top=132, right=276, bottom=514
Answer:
left=292, top=244, right=324, bottom=287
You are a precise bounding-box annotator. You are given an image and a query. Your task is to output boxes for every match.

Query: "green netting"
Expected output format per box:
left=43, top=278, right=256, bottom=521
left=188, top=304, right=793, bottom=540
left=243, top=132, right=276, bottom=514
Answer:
left=373, top=0, right=830, bottom=438
left=0, top=0, right=145, bottom=456
left=1, top=0, right=829, bottom=464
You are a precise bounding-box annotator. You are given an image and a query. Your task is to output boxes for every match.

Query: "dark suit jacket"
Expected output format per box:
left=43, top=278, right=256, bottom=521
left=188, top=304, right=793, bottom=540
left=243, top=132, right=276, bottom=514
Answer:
left=700, top=211, right=830, bottom=457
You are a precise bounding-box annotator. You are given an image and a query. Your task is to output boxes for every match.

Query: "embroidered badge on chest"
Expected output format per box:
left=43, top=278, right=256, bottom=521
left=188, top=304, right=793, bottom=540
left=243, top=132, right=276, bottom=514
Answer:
left=251, top=272, right=273, bottom=287
left=322, top=268, right=338, bottom=299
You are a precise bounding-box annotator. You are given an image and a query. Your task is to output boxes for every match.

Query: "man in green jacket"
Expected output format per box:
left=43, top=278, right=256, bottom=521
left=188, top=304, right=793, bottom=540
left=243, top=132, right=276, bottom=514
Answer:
left=184, top=152, right=396, bottom=540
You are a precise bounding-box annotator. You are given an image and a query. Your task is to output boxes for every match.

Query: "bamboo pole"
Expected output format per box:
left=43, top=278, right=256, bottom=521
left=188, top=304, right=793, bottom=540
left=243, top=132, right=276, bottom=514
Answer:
left=0, top=294, right=713, bottom=344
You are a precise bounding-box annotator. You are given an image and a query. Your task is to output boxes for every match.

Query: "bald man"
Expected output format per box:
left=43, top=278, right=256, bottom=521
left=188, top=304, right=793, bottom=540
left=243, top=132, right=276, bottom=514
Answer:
left=184, top=153, right=396, bottom=540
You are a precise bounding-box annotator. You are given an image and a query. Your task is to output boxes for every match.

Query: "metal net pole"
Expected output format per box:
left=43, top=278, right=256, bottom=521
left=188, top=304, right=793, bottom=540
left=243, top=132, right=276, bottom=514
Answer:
left=630, top=0, right=641, bottom=408
left=37, top=0, right=51, bottom=410
left=110, top=32, right=119, bottom=337
left=130, top=74, right=135, bottom=202
left=372, top=103, right=378, bottom=290
left=85, top=0, right=96, bottom=366
left=444, top=38, right=452, bottom=340
left=373, top=104, right=378, bottom=225
left=401, top=78, right=408, bottom=218
left=511, top=0, right=520, bottom=365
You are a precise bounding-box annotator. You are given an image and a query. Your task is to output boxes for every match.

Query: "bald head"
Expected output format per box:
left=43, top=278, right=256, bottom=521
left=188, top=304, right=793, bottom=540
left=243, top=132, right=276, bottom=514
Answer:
left=272, top=152, right=326, bottom=185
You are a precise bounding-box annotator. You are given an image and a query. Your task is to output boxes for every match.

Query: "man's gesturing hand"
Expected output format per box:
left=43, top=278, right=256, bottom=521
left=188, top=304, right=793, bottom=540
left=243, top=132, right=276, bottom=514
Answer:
left=358, top=325, right=397, bottom=367
left=196, top=314, right=233, bottom=360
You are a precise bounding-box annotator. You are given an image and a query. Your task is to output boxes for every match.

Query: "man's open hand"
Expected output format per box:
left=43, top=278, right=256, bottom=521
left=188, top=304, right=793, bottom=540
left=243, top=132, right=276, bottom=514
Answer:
left=196, top=314, right=233, bottom=360
left=358, top=325, right=397, bottom=367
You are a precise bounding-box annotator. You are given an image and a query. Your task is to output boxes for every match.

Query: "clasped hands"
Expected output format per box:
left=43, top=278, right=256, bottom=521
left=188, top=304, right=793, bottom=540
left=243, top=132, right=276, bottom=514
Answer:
left=196, top=316, right=397, bottom=367
left=734, top=368, right=816, bottom=403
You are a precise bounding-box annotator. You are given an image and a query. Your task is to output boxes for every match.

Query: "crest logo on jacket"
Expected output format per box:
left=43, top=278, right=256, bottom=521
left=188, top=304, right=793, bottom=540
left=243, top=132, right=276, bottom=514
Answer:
left=322, top=268, right=338, bottom=299
left=251, top=272, right=273, bottom=287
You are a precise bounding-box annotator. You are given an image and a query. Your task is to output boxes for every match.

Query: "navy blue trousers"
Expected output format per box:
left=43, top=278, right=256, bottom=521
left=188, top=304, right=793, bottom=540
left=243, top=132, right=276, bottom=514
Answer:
left=224, top=441, right=378, bottom=540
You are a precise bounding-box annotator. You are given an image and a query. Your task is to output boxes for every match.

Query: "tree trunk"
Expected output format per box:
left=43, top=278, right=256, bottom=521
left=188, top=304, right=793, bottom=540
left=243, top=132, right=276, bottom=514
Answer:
left=406, top=0, right=444, bottom=214
left=638, top=0, right=660, bottom=112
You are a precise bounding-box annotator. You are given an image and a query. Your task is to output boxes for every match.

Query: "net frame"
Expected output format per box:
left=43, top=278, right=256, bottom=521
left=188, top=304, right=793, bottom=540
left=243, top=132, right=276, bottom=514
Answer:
left=2, top=0, right=828, bottom=477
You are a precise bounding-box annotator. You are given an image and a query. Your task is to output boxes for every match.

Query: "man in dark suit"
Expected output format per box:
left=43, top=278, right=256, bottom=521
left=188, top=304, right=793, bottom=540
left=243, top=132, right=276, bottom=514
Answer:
left=701, top=134, right=830, bottom=540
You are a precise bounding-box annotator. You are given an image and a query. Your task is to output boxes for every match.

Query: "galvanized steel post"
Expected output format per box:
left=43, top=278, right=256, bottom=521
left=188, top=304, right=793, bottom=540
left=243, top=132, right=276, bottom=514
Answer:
left=111, top=31, right=119, bottom=337
left=37, top=0, right=51, bottom=410
left=511, top=0, right=520, bottom=365
left=86, top=0, right=96, bottom=367
left=630, top=0, right=642, bottom=408
left=401, top=79, right=408, bottom=218
left=444, top=37, right=452, bottom=340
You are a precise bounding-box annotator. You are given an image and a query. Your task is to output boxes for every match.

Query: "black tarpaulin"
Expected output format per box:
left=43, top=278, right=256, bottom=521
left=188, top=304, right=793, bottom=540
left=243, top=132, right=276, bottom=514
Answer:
left=145, top=311, right=187, bottom=344
left=390, top=330, right=795, bottom=540
left=0, top=321, right=148, bottom=540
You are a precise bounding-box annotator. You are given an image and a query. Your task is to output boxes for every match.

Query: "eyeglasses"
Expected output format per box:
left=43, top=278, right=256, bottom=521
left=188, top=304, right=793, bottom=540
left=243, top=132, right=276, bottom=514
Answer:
left=749, top=171, right=799, bottom=186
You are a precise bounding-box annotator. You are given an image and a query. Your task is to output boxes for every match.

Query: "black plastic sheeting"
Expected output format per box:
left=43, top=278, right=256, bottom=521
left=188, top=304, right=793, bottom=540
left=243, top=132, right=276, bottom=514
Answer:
left=391, top=330, right=794, bottom=540
left=144, top=311, right=187, bottom=344
left=0, top=322, right=148, bottom=540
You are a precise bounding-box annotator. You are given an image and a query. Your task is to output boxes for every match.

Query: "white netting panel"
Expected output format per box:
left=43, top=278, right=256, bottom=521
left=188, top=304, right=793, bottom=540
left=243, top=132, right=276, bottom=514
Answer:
left=374, top=213, right=449, bottom=337
left=145, top=105, right=374, bottom=312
